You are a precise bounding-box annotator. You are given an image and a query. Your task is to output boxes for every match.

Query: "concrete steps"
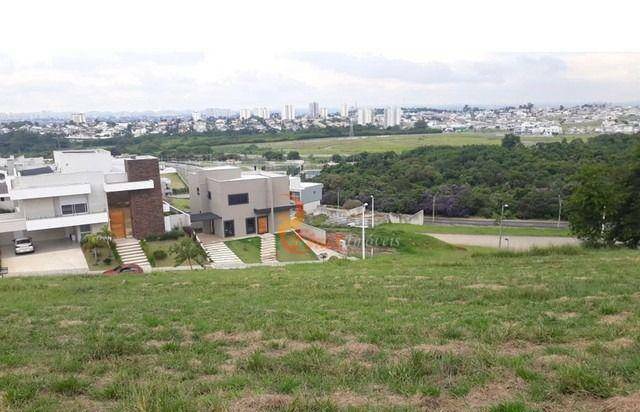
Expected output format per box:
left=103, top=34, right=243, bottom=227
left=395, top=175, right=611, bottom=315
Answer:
left=114, top=238, right=152, bottom=272
left=201, top=241, right=245, bottom=269
left=260, top=233, right=278, bottom=263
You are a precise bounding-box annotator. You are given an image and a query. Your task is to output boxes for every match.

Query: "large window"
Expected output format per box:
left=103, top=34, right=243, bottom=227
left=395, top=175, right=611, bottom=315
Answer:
left=224, top=220, right=235, bottom=237
left=228, top=193, right=249, bottom=205
left=61, top=203, right=88, bottom=215
left=245, top=217, right=256, bottom=234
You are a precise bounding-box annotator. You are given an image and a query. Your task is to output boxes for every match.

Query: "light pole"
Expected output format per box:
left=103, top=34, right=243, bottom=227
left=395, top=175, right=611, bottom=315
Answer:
left=498, top=203, right=508, bottom=248
left=371, top=195, right=375, bottom=228
left=362, top=202, right=368, bottom=260
left=432, top=193, right=437, bottom=223
left=557, top=195, right=562, bottom=228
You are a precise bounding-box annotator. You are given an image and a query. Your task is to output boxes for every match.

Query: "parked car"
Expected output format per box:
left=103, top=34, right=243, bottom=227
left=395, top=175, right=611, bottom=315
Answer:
left=103, top=263, right=144, bottom=275
left=14, top=237, right=34, bottom=255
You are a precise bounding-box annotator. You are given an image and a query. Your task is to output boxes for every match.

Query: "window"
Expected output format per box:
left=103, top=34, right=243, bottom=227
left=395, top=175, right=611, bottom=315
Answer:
left=196, top=187, right=200, bottom=196
left=228, top=193, right=249, bottom=205
left=61, top=203, right=88, bottom=215
left=224, top=220, right=235, bottom=237
left=245, top=217, right=256, bottom=234
left=79, top=224, right=91, bottom=240
left=207, top=191, right=211, bottom=200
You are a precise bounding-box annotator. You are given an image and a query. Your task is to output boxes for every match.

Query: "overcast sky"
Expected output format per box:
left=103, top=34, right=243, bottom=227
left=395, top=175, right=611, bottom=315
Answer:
left=1, top=0, right=639, bottom=112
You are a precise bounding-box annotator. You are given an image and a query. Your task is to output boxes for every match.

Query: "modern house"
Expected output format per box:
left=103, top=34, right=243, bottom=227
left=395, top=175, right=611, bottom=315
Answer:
left=187, top=165, right=293, bottom=238
left=0, top=149, right=165, bottom=245
left=289, top=176, right=323, bottom=213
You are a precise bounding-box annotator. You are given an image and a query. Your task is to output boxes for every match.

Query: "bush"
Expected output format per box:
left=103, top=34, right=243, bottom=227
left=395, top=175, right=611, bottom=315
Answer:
left=342, top=199, right=362, bottom=209
left=158, top=228, right=184, bottom=241
left=153, top=249, right=167, bottom=260
left=102, top=257, right=112, bottom=265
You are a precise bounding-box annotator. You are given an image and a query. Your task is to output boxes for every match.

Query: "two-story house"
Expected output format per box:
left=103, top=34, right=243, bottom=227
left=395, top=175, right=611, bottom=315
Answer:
left=188, top=166, right=293, bottom=238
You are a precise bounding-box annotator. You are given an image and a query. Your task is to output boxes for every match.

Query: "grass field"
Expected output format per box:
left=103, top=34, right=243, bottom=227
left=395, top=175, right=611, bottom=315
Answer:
left=420, top=224, right=572, bottom=237
left=275, top=231, right=318, bottom=262
left=81, top=245, right=117, bottom=271
left=143, top=240, right=179, bottom=267
left=225, top=237, right=262, bottom=264
left=1, top=225, right=639, bottom=411
left=167, top=197, right=190, bottom=212
left=223, top=132, right=592, bottom=156
left=163, top=173, right=187, bottom=191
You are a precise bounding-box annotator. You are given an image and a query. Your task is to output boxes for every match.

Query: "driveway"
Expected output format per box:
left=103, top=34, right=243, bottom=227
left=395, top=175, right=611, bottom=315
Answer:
left=1, top=240, right=89, bottom=277
left=426, top=233, right=581, bottom=251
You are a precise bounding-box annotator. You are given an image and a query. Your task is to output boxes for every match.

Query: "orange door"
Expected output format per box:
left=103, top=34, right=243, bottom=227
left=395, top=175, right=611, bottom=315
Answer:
left=257, top=216, right=269, bottom=234
left=109, top=208, right=126, bottom=238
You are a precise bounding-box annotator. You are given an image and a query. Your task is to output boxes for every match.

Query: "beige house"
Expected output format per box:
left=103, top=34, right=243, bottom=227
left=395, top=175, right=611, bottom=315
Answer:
left=187, top=166, right=293, bottom=238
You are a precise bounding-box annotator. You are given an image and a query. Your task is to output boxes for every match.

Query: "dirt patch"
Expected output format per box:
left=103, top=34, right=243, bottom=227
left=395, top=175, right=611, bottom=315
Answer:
left=330, top=391, right=370, bottom=408
left=463, top=377, right=526, bottom=408
left=204, top=330, right=263, bottom=343
left=230, top=394, right=292, bottom=411
left=58, top=319, right=85, bottom=327
left=408, top=341, right=472, bottom=356
left=534, top=354, right=573, bottom=368
left=465, top=283, right=507, bottom=291
left=387, top=296, right=408, bottom=302
left=499, top=341, right=543, bottom=356
left=544, top=311, right=578, bottom=320
left=600, top=311, right=631, bottom=325
left=606, top=337, right=635, bottom=350
left=144, top=339, right=170, bottom=349
left=603, top=391, right=640, bottom=412
left=329, top=341, right=380, bottom=358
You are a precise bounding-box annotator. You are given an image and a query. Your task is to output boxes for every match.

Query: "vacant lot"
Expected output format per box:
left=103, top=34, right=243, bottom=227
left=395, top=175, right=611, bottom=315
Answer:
left=224, top=133, right=591, bottom=156
left=0, top=226, right=639, bottom=411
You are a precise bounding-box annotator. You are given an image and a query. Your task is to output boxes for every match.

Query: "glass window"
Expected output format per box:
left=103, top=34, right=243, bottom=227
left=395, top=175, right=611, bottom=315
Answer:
left=245, top=217, right=256, bottom=234
left=74, top=203, right=87, bottom=214
left=207, top=191, right=212, bottom=200
left=61, top=204, right=74, bottom=215
left=228, top=193, right=249, bottom=205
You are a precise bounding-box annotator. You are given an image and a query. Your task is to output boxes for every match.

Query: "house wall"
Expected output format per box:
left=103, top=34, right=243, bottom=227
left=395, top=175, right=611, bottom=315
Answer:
left=124, top=158, right=165, bottom=239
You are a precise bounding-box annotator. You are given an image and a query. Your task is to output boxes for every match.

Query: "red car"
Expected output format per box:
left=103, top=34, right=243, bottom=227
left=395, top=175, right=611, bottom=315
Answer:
left=103, top=263, right=144, bottom=275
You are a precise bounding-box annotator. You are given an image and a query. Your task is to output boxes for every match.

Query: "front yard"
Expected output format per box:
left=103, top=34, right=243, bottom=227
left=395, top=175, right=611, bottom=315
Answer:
left=275, top=231, right=317, bottom=262
left=81, top=244, right=117, bottom=271
left=142, top=239, right=179, bottom=267
left=225, top=237, right=262, bottom=263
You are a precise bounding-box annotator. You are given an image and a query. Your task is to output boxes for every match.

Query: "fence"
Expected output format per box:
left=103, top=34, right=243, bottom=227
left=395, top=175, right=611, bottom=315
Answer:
left=387, top=210, right=424, bottom=225
left=297, top=222, right=327, bottom=245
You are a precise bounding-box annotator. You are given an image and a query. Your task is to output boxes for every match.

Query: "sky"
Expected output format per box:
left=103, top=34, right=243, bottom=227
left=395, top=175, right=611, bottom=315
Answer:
left=1, top=0, right=639, bottom=113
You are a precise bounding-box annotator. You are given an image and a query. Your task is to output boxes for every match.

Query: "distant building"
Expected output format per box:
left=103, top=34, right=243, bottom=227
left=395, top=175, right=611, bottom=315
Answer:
left=320, top=108, right=328, bottom=119
left=357, top=108, right=374, bottom=125
left=289, top=176, right=323, bottom=213
left=308, top=102, right=320, bottom=119
left=255, top=107, right=270, bottom=119
left=239, top=109, right=252, bottom=120
left=191, top=112, right=202, bottom=122
left=384, top=106, right=402, bottom=128
left=282, top=104, right=295, bottom=121
left=71, top=113, right=86, bottom=124
left=341, top=104, right=349, bottom=118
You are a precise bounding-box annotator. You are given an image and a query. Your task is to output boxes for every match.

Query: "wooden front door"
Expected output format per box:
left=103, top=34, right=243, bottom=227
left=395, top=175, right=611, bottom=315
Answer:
left=109, top=208, right=126, bottom=238
left=257, top=216, right=269, bottom=234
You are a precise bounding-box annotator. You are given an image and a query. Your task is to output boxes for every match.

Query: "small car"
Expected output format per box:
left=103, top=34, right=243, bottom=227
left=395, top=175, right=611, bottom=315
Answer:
left=14, top=237, right=34, bottom=255
left=103, top=263, right=144, bottom=275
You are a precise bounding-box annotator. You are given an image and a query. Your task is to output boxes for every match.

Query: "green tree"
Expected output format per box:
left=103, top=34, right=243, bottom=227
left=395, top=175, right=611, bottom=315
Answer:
left=501, top=134, right=522, bottom=149
left=287, top=150, right=300, bottom=160
left=169, top=237, right=207, bottom=269
left=82, top=233, right=103, bottom=264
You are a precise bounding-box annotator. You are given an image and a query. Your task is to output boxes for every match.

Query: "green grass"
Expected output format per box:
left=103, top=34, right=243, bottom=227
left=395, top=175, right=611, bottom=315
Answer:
left=225, top=237, right=262, bottom=264
left=1, top=224, right=640, bottom=410
left=223, top=132, right=591, bottom=156
left=167, top=197, right=190, bottom=212
left=421, top=223, right=572, bottom=237
left=162, top=172, right=187, bottom=191
left=275, top=231, right=318, bottom=262
left=143, top=240, right=179, bottom=267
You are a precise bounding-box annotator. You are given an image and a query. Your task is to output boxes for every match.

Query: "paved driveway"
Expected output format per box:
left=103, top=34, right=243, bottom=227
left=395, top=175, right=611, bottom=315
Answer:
left=426, top=233, right=581, bottom=251
left=1, top=240, right=89, bottom=277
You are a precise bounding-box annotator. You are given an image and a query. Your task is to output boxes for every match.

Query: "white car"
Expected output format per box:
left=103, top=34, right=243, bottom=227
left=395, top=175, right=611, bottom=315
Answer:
left=14, top=237, right=34, bottom=255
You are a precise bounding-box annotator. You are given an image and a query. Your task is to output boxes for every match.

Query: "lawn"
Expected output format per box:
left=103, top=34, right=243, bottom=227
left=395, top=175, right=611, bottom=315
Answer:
left=225, top=237, right=262, bottom=264
left=142, top=239, right=179, bottom=267
left=1, top=225, right=640, bottom=410
left=224, top=132, right=592, bottom=156
left=167, top=197, right=190, bottom=212
left=421, top=223, right=572, bottom=237
left=275, top=231, right=318, bottom=262
left=81, top=244, right=118, bottom=271
left=163, top=172, right=187, bottom=191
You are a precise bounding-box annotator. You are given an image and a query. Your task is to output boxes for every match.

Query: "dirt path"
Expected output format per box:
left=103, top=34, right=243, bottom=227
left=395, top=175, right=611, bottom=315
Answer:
left=426, top=233, right=581, bottom=250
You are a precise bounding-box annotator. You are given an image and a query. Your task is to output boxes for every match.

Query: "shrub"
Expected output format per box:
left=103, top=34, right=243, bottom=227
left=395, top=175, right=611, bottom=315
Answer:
left=158, top=228, right=184, bottom=241
left=103, top=257, right=112, bottom=265
left=342, top=199, right=362, bottom=209
left=153, top=249, right=167, bottom=260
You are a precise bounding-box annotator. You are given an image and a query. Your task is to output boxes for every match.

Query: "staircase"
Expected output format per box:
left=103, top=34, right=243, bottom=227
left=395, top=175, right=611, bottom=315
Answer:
left=260, top=233, right=278, bottom=263
left=114, top=238, right=151, bottom=272
left=201, top=240, right=245, bottom=269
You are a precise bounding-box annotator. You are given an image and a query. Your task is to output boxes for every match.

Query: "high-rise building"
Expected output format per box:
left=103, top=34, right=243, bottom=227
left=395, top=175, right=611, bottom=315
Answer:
left=357, top=108, right=373, bottom=125
left=239, top=108, right=252, bottom=120
left=71, top=113, right=86, bottom=124
left=383, top=106, right=402, bottom=128
left=255, top=107, right=270, bottom=119
left=340, top=104, right=349, bottom=118
left=320, top=108, right=328, bottom=119
left=282, top=104, right=295, bottom=121
left=308, top=102, right=319, bottom=119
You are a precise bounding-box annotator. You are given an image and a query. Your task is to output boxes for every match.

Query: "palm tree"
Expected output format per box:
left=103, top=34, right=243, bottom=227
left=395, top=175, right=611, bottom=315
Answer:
left=169, top=237, right=207, bottom=270
left=82, top=233, right=102, bottom=264
left=96, top=225, right=114, bottom=258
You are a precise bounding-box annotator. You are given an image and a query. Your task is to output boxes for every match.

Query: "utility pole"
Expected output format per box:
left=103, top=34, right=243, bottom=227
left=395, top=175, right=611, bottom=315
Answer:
left=557, top=195, right=562, bottom=228
left=498, top=203, right=508, bottom=248
left=337, top=189, right=340, bottom=208
left=362, top=202, right=369, bottom=260
left=371, top=195, right=375, bottom=228
left=432, top=193, right=437, bottom=223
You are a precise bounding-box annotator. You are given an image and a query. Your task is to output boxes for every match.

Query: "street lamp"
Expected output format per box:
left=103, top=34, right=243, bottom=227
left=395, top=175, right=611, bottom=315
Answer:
left=432, top=193, right=437, bottom=223
left=362, top=202, right=369, bottom=260
left=498, top=203, right=508, bottom=248
left=557, top=195, right=562, bottom=228
left=371, top=195, right=375, bottom=228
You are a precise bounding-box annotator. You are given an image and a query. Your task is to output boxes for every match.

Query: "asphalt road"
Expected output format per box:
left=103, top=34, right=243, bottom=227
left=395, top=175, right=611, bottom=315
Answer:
left=427, top=217, right=568, bottom=229
left=427, top=233, right=580, bottom=250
